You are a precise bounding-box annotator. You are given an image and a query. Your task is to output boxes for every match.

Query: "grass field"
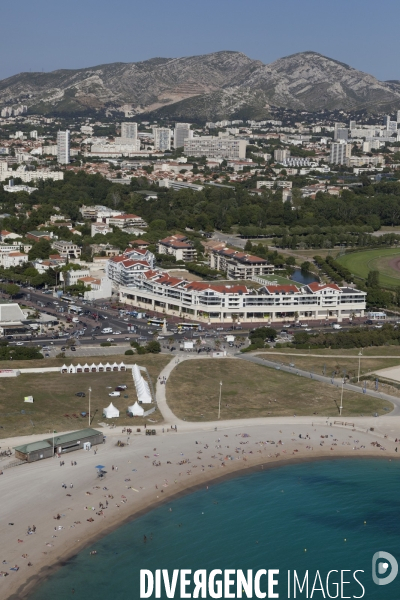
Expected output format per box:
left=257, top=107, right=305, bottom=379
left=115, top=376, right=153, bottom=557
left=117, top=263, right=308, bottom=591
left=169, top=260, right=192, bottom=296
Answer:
left=0, top=354, right=170, bottom=439
left=166, top=359, right=391, bottom=420
left=258, top=274, right=304, bottom=286
left=337, top=248, right=400, bottom=288
left=258, top=351, right=400, bottom=392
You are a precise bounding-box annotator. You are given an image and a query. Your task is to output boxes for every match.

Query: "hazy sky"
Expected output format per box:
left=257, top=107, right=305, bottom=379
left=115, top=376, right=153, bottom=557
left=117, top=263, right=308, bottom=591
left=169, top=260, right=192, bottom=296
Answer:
left=1, top=0, right=399, bottom=82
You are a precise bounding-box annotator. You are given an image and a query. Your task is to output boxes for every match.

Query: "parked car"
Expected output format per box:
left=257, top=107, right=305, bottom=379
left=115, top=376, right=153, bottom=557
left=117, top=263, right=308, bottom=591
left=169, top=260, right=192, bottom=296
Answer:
left=116, top=384, right=127, bottom=390
left=61, top=346, right=66, bottom=351
left=113, top=330, right=121, bottom=335
left=109, top=391, right=120, bottom=397
left=70, top=346, right=76, bottom=351
left=75, top=392, right=86, bottom=397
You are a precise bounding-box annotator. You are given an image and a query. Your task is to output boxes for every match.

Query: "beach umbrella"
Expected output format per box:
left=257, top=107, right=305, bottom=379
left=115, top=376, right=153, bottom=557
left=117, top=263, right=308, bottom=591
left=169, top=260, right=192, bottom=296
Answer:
left=95, top=465, right=105, bottom=470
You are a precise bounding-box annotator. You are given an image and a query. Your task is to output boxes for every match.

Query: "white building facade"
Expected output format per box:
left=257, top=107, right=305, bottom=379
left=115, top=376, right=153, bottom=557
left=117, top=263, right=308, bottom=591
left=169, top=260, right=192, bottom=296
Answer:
left=184, top=137, right=247, bottom=159
left=106, top=255, right=366, bottom=324
left=153, top=128, right=171, bottom=151
left=174, top=123, right=192, bottom=149
left=57, top=130, right=70, bottom=164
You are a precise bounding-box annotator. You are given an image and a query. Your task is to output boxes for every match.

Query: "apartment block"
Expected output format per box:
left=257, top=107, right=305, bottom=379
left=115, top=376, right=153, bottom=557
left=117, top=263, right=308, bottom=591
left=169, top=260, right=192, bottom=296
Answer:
left=52, top=240, right=81, bottom=259
left=120, top=122, right=138, bottom=142
left=64, top=269, right=91, bottom=286
left=274, top=148, right=291, bottom=162
left=174, top=123, right=192, bottom=149
left=57, top=130, right=70, bottom=164
left=153, top=128, right=171, bottom=151
left=157, top=235, right=197, bottom=262
left=209, top=248, right=274, bottom=279
left=115, top=270, right=366, bottom=324
left=184, top=137, right=247, bottom=159
left=107, top=214, right=147, bottom=229
left=329, top=142, right=352, bottom=165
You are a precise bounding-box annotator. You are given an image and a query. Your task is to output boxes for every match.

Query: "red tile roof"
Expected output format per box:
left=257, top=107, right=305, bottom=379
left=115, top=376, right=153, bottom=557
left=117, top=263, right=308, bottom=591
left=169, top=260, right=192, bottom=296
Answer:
left=307, top=282, right=341, bottom=292
left=109, top=214, right=141, bottom=220
left=130, top=239, right=150, bottom=246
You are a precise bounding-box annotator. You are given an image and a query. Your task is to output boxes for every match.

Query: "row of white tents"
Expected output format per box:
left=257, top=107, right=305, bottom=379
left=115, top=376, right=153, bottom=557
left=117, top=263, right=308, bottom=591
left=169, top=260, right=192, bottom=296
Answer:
left=61, top=362, right=126, bottom=374
left=103, top=401, right=154, bottom=418
left=103, top=364, right=155, bottom=419
left=132, top=364, right=152, bottom=403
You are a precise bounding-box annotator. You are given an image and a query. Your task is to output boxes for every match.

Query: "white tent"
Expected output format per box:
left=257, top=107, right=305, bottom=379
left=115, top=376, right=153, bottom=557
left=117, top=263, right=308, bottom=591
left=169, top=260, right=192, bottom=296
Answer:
left=103, top=402, right=120, bottom=418
left=132, top=364, right=152, bottom=403
left=128, top=401, right=144, bottom=416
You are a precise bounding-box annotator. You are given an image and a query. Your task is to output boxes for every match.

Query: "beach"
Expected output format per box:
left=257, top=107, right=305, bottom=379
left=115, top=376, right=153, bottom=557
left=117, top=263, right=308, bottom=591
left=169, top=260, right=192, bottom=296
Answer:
left=1, top=413, right=400, bottom=600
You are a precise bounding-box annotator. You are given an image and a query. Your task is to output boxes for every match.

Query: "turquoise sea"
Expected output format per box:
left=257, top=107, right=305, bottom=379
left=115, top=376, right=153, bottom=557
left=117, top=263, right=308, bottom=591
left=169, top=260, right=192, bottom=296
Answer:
left=30, top=459, right=400, bottom=599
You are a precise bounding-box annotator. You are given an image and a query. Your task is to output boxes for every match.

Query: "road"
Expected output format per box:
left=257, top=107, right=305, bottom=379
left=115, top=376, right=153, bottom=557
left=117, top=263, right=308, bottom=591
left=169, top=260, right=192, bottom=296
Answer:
left=13, top=287, right=248, bottom=357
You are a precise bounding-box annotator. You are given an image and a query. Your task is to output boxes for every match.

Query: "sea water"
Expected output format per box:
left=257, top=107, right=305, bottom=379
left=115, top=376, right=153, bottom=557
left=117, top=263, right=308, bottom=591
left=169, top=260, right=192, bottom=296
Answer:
left=30, top=459, right=400, bottom=599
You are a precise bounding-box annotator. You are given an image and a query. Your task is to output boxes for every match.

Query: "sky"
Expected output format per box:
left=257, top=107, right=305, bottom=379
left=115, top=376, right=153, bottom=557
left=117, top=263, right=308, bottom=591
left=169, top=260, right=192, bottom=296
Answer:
left=1, top=0, right=400, bottom=82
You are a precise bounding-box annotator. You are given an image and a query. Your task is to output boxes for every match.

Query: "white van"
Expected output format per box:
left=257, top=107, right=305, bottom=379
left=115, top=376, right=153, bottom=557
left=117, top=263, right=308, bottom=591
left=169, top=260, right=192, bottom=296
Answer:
left=101, top=327, right=113, bottom=334
left=332, top=323, right=342, bottom=330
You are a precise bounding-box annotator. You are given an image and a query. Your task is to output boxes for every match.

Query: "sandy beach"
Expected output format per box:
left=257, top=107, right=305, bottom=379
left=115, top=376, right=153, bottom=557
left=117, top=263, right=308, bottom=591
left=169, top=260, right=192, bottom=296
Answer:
left=0, top=355, right=399, bottom=599
left=1, top=413, right=399, bottom=600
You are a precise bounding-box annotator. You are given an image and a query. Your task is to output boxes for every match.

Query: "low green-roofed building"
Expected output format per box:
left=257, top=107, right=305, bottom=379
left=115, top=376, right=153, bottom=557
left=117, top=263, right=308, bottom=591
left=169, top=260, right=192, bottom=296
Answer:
left=14, top=428, right=103, bottom=463
left=43, top=428, right=102, bottom=447
left=44, top=428, right=103, bottom=455
left=14, top=440, right=53, bottom=462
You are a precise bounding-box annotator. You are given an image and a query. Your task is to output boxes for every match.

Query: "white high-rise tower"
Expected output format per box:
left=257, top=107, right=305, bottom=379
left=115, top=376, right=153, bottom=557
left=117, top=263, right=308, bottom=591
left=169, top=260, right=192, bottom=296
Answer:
left=153, top=127, right=171, bottom=151
left=57, top=130, right=70, bottom=164
left=120, top=122, right=137, bottom=142
left=174, top=123, right=192, bottom=149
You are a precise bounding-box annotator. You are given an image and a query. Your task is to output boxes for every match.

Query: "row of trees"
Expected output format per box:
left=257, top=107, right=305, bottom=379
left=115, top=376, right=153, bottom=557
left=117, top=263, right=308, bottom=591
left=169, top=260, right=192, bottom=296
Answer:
left=5, top=172, right=400, bottom=238
left=292, top=324, right=400, bottom=350
left=313, top=256, right=344, bottom=285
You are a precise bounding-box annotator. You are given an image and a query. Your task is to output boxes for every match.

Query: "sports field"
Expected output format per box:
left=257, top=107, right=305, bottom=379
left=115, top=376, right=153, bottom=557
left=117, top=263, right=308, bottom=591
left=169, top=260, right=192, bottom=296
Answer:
left=337, top=248, right=400, bottom=288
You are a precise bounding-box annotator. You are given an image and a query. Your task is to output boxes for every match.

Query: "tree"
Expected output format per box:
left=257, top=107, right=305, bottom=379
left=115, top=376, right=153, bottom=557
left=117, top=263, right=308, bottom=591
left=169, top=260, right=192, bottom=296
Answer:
left=366, top=270, right=380, bottom=289
left=300, top=261, right=311, bottom=273
left=244, top=240, right=253, bottom=252
left=0, top=283, right=20, bottom=298
left=28, top=239, right=52, bottom=261
left=249, top=326, right=277, bottom=342
left=146, top=341, right=161, bottom=353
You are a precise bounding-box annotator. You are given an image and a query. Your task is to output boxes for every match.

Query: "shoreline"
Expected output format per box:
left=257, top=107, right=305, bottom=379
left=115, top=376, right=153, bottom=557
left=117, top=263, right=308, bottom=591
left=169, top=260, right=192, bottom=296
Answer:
left=9, top=445, right=398, bottom=600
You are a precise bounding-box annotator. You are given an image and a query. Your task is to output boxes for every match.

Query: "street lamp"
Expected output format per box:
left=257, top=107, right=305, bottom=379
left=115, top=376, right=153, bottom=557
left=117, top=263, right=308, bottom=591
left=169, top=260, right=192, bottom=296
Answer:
left=218, top=381, right=222, bottom=419
left=357, top=349, right=363, bottom=383
left=88, top=387, right=92, bottom=427
left=339, top=379, right=344, bottom=416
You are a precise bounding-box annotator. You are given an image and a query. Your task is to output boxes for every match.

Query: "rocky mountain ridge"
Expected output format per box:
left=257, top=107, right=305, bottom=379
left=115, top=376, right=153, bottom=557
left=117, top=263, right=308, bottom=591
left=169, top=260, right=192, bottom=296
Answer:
left=0, top=50, right=399, bottom=118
